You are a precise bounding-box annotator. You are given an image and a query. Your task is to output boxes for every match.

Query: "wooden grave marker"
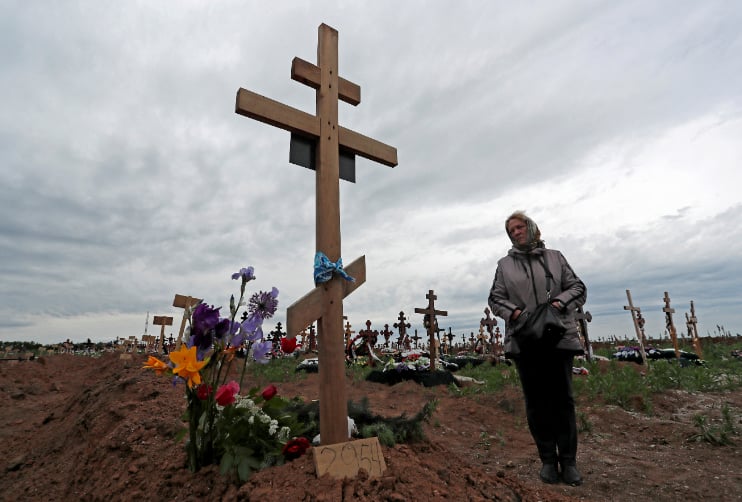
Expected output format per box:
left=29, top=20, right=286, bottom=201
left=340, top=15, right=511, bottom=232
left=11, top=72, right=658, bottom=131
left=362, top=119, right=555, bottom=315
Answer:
left=623, top=289, right=648, bottom=365
left=662, top=292, right=681, bottom=359
left=173, top=294, right=202, bottom=350
left=152, top=316, right=173, bottom=354
left=235, top=23, right=397, bottom=447
left=574, top=306, right=593, bottom=362
left=415, top=290, right=447, bottom=370
left=687, top=301, right=704, bottom=359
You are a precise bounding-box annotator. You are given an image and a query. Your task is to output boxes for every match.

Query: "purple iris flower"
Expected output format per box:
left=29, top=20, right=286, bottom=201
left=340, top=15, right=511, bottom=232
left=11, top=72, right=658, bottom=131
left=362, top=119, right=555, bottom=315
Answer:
left=190, top=303, right=222, bottom=351
left=252, top=340, right=273, bottom=364
left=215, top=318, right=231, bottom=340
left=231, top=266, right=255, bottom=282
left=230, top=332, right=245, bottom=348
left=192, top=304, right=221, bottom=335
left=241, top=313, right=263, bottom=335
left=247, top=288, right=279, bottom=320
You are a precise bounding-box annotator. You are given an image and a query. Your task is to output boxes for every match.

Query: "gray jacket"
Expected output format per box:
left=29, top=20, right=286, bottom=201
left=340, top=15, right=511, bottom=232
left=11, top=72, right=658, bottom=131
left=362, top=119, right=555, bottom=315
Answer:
left=488, top=246, right=586, bottom=357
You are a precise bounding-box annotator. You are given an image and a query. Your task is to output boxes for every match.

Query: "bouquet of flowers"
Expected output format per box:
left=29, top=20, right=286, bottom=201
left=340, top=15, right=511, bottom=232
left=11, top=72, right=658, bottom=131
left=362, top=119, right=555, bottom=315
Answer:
left=383, top=351, right=431, bottom=372
left=143, top=266, right=309, bottom=480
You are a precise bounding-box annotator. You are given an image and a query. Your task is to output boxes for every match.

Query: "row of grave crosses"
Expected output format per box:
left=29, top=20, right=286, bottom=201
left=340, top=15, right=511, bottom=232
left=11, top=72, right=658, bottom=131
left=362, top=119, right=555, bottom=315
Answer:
left=624, top=289, right=703, bottom=365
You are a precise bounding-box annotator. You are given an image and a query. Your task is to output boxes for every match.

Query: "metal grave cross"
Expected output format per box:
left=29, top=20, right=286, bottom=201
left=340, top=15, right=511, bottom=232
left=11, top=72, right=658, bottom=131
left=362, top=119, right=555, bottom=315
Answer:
left=235, top=23, right=397, bottom=445
left=662, top=292, right=681, bottom=359
left=623, top=289, right=648, bottom=365
left=415, top=290, right=447, bottom=370
left=480, top=307, right=497, bottom=348
left=394, top=311, right=411, bottom=348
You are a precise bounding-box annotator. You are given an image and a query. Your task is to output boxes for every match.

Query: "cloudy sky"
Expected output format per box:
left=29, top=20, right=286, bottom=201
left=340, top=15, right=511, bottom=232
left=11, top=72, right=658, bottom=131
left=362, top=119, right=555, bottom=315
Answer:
left=2, top=1, right=741, bottom=346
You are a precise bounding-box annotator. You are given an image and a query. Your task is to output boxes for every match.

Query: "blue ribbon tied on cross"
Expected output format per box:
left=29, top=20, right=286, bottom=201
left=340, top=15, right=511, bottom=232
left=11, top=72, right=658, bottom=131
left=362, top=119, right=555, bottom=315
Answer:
left=313, top=252, right=355, bottom=285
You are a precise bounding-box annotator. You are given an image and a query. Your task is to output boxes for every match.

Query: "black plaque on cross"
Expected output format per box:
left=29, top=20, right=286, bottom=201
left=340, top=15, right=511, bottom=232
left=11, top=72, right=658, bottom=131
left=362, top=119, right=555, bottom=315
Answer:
left=235, top=24, right=398, bottom=446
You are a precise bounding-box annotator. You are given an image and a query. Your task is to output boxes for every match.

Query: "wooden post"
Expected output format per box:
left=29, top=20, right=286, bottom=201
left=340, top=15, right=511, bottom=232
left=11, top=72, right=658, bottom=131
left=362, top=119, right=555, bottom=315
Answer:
left=152, top=316, right=173, bottom=354
left=662, top=292, right=681, bottom=359
left=172, top=294, right=202, bottom=350
left=623, top=290, right=648, bottom=366
left=574, top=306, right=593, bottom=362
left=688, top=301, right=704, bottom=359
left=235, top=23, right=397, bottom=446
left=415, top=290, right=447, bottom=371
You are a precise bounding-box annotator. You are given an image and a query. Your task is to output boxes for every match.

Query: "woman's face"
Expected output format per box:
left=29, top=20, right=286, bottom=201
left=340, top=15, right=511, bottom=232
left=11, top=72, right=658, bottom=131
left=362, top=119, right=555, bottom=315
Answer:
left=507, top=218, right=529, bottom=246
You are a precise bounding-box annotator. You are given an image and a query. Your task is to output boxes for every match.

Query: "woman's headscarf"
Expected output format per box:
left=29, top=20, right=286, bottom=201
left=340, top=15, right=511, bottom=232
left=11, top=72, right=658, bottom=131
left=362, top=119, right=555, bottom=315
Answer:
left=506, top=211, right=544, bottom=252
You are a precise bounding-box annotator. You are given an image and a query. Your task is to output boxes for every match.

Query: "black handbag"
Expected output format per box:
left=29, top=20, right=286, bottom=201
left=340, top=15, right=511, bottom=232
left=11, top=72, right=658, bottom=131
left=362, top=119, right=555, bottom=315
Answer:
left=512, top=258, right=566, bottom=350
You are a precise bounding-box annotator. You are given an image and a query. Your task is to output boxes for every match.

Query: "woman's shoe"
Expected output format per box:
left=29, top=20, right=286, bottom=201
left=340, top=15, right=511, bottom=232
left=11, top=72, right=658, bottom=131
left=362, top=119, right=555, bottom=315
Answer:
left=561, top=465, right=582, bottom=486
left=539, top=463, right=559, bottom=484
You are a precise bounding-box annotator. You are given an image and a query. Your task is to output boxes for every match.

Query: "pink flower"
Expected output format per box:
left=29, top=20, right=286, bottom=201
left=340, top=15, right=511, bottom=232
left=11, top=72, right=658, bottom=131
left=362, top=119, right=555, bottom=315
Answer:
left=261, top=384, right=278, bottom=401
left=215, top=380, right=240, bottom=406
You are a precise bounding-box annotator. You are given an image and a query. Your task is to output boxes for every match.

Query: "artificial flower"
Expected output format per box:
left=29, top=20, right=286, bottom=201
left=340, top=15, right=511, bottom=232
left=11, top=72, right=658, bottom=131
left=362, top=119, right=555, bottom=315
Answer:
left=240, top=314, right=264, bottom=341
left=231, top=266, right=255, bottom=282
left=252, top=340, right=273, bottom=364
left=169, top=345, right=208, bottom=388
left=248, top=288, right=279, bottom=320
left=261, top=384, right=277, bottom=401
left=143, top=355, right=169, bottom=375
left=196, top=384, right=213, bottom=400
left=215, top=380, right=240, bottom=406
left=282, top=437, right=311, bottom=460
left=280, top=336, right=297, bottom=354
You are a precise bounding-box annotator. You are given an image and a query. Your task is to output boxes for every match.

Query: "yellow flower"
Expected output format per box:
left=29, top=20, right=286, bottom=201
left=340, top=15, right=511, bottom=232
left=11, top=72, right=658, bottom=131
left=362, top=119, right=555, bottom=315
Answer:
left=169, top=345, right=208, bottom=388
left=143, top=355, right=169, bottom=376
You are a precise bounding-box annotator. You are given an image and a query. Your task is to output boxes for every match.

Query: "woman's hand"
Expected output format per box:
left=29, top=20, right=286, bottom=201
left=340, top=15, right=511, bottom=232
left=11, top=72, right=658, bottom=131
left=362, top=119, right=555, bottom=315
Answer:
left=511, top=309, right=522, bottom=321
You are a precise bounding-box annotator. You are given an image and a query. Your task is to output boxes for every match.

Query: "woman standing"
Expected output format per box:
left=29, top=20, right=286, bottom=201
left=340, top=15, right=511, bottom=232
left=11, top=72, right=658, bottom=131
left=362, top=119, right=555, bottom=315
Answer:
left=488, top=211, right=587, bottom=486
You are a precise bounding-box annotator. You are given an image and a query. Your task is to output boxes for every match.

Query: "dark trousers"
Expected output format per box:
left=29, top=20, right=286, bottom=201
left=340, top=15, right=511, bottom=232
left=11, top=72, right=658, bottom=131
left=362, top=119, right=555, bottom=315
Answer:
left=515, top=352, right=577, bottom=466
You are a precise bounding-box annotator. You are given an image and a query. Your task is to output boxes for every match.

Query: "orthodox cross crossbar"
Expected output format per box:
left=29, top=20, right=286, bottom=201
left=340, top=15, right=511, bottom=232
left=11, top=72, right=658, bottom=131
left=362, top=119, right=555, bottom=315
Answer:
left=662, top=292, right=681, bottom=359
left=623, top=289, right=648, bottom=365
left=415, top=290, right=447, bottom=370
left=235, top=23, right=397, bottom=445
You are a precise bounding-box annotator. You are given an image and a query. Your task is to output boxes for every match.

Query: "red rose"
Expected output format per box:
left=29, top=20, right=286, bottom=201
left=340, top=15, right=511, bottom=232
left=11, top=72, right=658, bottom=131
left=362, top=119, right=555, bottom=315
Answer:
left=215, top=380, right=240, bottom=406
left=282, top=437, right=311, bottom=460
left=280, top=337, right=297, bottom=354
left=196, top=384, right=212, bottom=400
left=261, top=384, right=278, bottom=401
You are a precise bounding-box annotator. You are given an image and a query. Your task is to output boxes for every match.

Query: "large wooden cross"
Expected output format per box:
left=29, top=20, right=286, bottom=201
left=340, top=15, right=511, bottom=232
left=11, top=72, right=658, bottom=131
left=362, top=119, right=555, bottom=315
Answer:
left=415, top=290, right=447, bottom=370
left=662, top=292, right=681, bottom=359
left=623, top=289, right=648, bottom=365
left=173, top=294, right=202, bottom=350
left=687, top=301, right=704, bottom=359
left=235, top=24, right=397, bottom=445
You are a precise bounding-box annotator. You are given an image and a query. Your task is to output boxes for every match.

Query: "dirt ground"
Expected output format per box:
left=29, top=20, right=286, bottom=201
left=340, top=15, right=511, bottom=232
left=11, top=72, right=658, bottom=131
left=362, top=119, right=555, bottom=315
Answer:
left=1, top=353, right=741, bottom=502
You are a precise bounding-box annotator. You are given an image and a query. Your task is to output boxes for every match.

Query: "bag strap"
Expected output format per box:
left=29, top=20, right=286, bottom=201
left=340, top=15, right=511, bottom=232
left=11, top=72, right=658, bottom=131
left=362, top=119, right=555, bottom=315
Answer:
left=539, top=257, right=553, bottom=302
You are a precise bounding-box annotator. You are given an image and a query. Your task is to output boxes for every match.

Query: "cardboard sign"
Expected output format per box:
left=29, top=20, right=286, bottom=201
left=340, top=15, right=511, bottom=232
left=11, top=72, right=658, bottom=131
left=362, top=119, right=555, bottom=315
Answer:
left=313, top=437, right=387, bottom=479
